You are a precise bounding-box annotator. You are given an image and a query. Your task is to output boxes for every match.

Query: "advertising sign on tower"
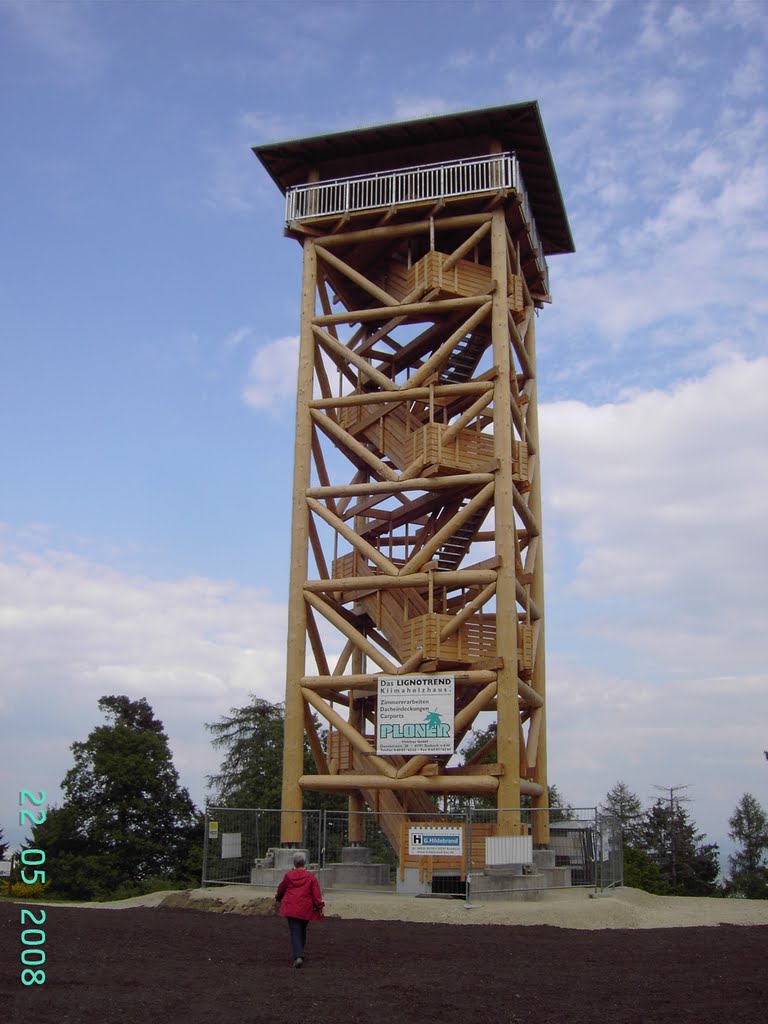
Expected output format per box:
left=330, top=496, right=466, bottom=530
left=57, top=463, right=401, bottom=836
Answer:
left=376, top=674, right=455, bottom=755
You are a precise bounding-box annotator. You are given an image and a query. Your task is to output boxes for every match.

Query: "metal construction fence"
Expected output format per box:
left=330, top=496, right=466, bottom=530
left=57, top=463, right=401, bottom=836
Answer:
left=202, top=806, right=623, bottom=896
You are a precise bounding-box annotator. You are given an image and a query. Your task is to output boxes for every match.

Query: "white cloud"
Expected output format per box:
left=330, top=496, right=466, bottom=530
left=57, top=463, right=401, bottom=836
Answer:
left=223, top=326, right=255, bottom=352
left=242, top=335, right=299, bottom=412
left=547, top=656, right=768, bottom=843
left=538, top=358, right=768, bottom=841
left=553, top=0, right=616, bottom=52
left=728, top=46, right=765, bottom=98
left=0, top=531, right=289, bottom=847
left=541, top=356, right=768, bottom=680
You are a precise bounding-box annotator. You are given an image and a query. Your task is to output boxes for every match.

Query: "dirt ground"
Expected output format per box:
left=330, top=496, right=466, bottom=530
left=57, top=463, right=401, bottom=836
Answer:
left=2, top=888, right=767, bottom=1024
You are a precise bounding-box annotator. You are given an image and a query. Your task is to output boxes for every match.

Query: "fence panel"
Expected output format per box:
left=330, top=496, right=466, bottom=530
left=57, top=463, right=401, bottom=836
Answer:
left=467, top=807, right=622, bottom=896
left=202, top=807, right=322, bottom=887
left=322, top=809, right=470, bottom=890
left=201, top=806, right=622, bottom=895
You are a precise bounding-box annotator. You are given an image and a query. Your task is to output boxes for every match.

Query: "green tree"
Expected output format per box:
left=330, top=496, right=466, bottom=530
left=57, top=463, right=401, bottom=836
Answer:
left=639, top=799, right=719, bottom=896
left=600, top=781, right=643, bottom=837
left=206, top=698, right=285, bottom=808
left=726, top=793, right=768, bottom=899
left=205, top=696, right=344, bottom=812
left=600, top=781, right=644, bottom=885
left=29, top=696, right=201, bottom=900
left=546, top=783, right=574, bottom=823
left=622, top=844, right=671, bottom=895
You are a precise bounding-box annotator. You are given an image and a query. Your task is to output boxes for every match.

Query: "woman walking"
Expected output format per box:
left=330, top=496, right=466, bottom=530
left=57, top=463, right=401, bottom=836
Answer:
left=274, top=852, right=325, bottom=968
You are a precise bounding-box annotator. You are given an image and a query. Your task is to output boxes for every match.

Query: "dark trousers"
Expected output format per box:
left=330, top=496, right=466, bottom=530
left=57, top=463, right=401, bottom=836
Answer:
left=286, top=917, right=308, bottom=959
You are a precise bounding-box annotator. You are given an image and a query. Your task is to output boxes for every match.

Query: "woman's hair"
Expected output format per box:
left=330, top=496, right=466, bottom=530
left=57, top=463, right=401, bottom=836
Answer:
left=293, top=852, right=306, bottom=868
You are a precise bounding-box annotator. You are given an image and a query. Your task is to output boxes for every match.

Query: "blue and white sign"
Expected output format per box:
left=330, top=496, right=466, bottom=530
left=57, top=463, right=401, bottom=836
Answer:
left=377, top=674, right=454, bottom=755
left=408, top=827, right=463, bottom=857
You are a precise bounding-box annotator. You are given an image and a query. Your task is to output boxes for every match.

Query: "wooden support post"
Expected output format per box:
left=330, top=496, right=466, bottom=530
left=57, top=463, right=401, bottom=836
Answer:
left=281, top=237, right=317, bottom=843
left=348, top=648, right=366, bottom=843
left=490, top=208, right=523, bottom=833
left=524, top=312, right=550, bottom=845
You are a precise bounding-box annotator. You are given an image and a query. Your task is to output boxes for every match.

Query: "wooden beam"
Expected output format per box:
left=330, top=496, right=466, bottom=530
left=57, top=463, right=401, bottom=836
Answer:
left=442, top=219, right=492, bottom=272
left=313, top=295, right=490, bottom=327
left=403, top=302, right=492, bottom=391
left=463, top=731, right=498, bottom=767
left=490, top=207, right=522, bottom=828
left=400, top=481, right=495, bottom=575
left=309, top=381, right=493, bottom=411
left=307, top=475, right=493, bottom=499
left=307, top=514, right=329, bottom=581
left=312, top=342, right=335, bottom=404
left=333, top=639, right=355, bottom=676
left=306, top=496, right=399, bottom=577
left=315, top=244, right=401, bottom=307
left=303, top=704, right=330, bottom=775
left=305, top=605, right=330, bottom=677
left=440, top=763, right=504, bottom=776
left=440, top=581, right=496, bottom=640
left=454, top=680, right=498, bottom=735
left=281, top=237, right=317, bottom=843
left=301, top=669, right=497, bottom=690
left=312, top=325, right=398, bottom=392
left=518, top=677, right=543, bottom=709
left=304, top=569, right=497, bottom=594
left=299, top=773, right=499, bottom=795
left=300, top=687, right=397, bottom=779
left=441, top=390, right=494, bottom=445
left=314, top=212, right=493, bottom=248
left=513, top=481, right=540, bottom=539
left=311, top=428, right=337, bottom=516
left=310, top=408, right=399, bottom=482
left=303, top=591, right=398, bottom=673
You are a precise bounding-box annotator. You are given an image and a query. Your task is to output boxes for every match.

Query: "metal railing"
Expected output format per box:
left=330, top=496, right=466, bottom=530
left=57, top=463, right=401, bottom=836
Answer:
left=285, top=152, right=549, bottom=294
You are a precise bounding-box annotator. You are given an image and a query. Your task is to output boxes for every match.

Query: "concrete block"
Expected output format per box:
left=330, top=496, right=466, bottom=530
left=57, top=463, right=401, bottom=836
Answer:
left=396, top=867, right=431, bottom=895
left=341, top=846, right=372, bottom=864
left=328, top=862, right=390, bottom=886
left=273, top=847, right=308, bottom=870
left=468, top=871, right=543, bottom=902
left=532, top=848, right=556, bottom=870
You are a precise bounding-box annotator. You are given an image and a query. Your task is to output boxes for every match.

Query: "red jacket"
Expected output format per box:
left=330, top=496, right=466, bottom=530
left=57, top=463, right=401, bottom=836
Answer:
left=275, top=868, right=325, bottom=921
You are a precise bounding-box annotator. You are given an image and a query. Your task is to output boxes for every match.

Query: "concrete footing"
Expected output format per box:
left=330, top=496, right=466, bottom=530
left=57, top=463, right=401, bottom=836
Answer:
left=250, top=847, right=389, bottom=889
left=248, top=845, right=572, bottom=900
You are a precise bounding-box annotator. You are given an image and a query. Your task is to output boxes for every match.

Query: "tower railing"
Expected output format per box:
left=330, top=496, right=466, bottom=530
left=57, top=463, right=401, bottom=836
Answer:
left=285, top=152, right=548, bottom=293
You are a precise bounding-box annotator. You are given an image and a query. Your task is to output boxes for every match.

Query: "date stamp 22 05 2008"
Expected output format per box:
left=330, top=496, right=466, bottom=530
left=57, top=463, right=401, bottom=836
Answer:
left=18, top=789, right=48, bottom=986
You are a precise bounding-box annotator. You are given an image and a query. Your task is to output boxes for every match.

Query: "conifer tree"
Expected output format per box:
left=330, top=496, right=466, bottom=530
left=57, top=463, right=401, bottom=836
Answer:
left=30, top=696, right=200, bottom=899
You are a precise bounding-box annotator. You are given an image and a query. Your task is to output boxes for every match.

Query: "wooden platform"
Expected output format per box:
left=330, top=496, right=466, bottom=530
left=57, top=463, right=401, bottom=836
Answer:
left=379, top=250, right=524, bottom=312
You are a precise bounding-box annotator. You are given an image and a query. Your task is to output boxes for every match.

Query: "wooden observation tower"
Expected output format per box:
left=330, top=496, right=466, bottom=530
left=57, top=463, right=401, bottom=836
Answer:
left=255, top=102, right=573, bottom=855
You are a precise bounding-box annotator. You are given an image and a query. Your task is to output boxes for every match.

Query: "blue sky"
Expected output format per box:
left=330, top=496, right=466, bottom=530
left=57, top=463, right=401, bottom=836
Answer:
left=1, top=0, right=767, bottom=867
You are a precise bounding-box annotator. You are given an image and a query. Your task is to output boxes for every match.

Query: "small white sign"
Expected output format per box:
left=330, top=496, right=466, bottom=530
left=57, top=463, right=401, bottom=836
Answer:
left=208, top=820, right=219, bottom=839
left=0, top=859, right=11, bottom=878
left=377, top=674, right=454, bottom=755
left=408, top=827, right=463, bottom=857
left=221, top=833, right=242, bottom=859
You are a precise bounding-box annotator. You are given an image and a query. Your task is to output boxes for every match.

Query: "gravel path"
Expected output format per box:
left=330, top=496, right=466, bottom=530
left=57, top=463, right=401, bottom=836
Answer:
left=39, top=884, right=768, bottom=929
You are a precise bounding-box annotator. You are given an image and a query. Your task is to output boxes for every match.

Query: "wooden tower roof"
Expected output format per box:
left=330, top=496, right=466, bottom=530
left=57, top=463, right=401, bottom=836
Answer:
left=253, top=101, right=574, bottom=257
